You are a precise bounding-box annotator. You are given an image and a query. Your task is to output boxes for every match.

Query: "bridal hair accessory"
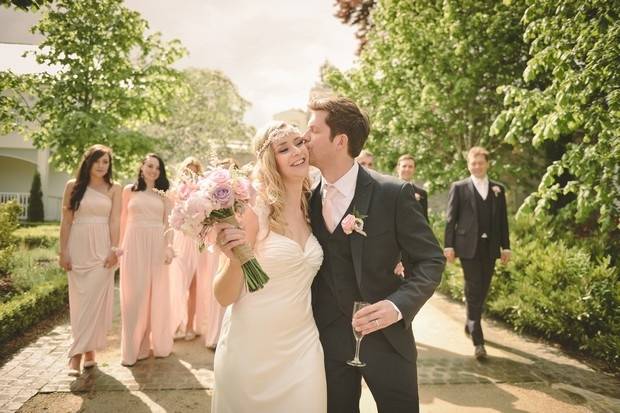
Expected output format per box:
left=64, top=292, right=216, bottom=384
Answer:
left=256, top=123, right=302, bottom=157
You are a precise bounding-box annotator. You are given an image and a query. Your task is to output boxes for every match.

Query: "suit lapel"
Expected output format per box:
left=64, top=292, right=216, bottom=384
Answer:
left=467, top=177, right=478, bottom=215
left=349, top=167, right=374, bottom=287
left=309, top=182, right=323, bottom=234
left=489, top=179, right=497, bottom=220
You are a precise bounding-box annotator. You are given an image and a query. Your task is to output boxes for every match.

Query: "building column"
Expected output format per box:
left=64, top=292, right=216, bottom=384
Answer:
left=36, top=148, right=50, bottom=220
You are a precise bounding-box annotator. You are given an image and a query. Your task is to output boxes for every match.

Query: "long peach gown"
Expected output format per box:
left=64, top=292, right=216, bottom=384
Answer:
left=120, top=191, right=173, bottom=365
left=198, top=248, right=225, bottom=348
left=169, top=231, right=202, bottom=333
left=67, top=187, right=115, bottom=357
left=170, top=230, right=225, bottom=346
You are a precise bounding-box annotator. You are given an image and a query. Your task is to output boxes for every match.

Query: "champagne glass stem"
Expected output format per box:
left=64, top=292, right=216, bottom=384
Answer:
left=353, top=338, right=362, bottom=362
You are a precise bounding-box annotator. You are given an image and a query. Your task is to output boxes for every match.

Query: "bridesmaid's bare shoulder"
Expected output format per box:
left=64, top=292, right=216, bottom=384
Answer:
left=123, top=183, right=134, bottom=192
left=109, top=182, right=123, bottom=196
left=109, top=181, right=122, bottom=192
left=64, top=179, right=77, bottom=193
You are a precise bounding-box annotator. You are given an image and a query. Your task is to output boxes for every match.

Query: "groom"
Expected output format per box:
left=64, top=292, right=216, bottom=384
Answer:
left=305, top=96, right=445, bottom=413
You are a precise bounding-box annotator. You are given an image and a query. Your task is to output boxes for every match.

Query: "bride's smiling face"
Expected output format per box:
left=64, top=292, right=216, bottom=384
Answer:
left=272, top=132, right=309, bottom=182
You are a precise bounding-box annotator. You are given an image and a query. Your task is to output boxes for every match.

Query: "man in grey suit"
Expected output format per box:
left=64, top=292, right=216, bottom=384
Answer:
left=444, top=146, right=511, bottom=359
left=305, top=96, right=445, bottom=413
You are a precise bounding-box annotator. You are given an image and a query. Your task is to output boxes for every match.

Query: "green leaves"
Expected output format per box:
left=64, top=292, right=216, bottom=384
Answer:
left=145, top=69, right=255, bottom=165
left=324, top=0, right=535, bottom=191
left=498, top=0, right=620, bottom=252
left=23, top=0, right=187, bottom=177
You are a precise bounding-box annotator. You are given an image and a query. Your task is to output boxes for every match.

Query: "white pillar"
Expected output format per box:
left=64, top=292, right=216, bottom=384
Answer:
left=36, top=148, right=50, bottom=220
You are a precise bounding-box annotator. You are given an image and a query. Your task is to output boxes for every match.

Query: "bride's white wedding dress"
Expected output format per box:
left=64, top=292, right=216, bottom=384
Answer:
left=212, top=204, right=327, bottom=413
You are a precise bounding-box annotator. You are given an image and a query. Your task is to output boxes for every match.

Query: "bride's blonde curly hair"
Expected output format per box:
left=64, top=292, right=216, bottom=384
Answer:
left=253, top=121, right=311, bottom=235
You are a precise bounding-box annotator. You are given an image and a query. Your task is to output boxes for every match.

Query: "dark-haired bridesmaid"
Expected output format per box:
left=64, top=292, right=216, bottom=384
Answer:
left=58, top=144, right=122, bottom=376
left=119, top=153, right=175, bottom=366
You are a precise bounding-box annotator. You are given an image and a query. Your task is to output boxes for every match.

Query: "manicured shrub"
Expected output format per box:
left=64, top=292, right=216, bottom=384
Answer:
left=0, top=272, right=67, bottom=346
left=27, top=172, right=44, bottom=222
left=0, top=201, right=21, bottom=277
left=13, top=224, right=59, bottom=249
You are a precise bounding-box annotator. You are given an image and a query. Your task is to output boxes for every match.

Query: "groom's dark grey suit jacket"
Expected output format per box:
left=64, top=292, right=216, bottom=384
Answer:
left=310, top=166, right=445, bottom=362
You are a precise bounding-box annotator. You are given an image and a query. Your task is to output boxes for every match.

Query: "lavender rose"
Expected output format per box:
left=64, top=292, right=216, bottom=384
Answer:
left=211, top=183, right=234, bottom=209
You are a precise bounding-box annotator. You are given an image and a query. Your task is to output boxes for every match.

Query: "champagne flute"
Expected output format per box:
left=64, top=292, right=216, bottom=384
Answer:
left=347, top=301, right=370, bottom=367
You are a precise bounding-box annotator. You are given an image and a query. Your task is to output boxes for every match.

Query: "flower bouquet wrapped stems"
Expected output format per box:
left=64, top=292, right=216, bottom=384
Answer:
left=208, top=208, right=269, bottom=292
left=169, top=166, right=269, bottom=292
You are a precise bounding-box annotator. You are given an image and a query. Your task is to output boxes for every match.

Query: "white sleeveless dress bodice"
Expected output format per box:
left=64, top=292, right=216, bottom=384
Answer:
left=212, top=202, right=327, bottom=413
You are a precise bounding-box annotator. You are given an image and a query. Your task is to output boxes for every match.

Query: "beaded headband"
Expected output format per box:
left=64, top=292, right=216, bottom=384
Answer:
left=256, top=123, right=302, bottom=157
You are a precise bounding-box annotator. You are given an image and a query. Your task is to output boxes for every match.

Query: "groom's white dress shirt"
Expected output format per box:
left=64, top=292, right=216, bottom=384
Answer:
left=320, top=162, right=359, bottom=230
left=321, top=162, right=403, bottom=321
left=471, top=175, right=489, bottom=200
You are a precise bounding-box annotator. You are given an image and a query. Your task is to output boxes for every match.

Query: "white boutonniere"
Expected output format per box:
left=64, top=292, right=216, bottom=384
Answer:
left=414, top=192, right=421, bottom=201
left=492, top=185, right=501, bottom=197
left=341, top=207, right=367, bottom=236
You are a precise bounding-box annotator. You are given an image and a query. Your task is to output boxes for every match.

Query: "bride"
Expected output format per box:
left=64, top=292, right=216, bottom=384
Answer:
left=211, top=121, right=327, bottom=413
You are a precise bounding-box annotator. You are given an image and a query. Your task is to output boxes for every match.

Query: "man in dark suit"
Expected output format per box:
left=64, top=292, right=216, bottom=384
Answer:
left=444, top=146, right=511, bottom=360
left=305, top=96, right=445, bottom=413
left=396, top=154, right=428, bottom=220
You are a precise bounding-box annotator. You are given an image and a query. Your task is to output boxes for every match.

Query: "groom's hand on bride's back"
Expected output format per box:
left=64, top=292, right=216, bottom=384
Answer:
left=352, top=300, right=400, bottom=336
left=214, top=223, right=246, bottom=261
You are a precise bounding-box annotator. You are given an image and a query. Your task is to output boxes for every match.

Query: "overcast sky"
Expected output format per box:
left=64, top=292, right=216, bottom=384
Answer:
left=0, top=1, right=358, bottom=128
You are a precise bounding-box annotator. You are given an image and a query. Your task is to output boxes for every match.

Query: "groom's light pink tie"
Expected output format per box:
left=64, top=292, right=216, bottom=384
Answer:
left=322, top=184, right=338, bottom=233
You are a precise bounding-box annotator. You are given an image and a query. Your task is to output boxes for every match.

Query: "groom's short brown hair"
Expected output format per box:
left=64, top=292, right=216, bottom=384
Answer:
left=308, top=96, right=370, bottom=158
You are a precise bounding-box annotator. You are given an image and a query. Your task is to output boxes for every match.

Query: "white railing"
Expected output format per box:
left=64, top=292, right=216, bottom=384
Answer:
left=0, top=192, right=30, bottom=219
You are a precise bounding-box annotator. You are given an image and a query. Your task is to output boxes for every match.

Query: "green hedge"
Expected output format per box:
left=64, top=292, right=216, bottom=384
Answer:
left=13, top=224, right=59, bottom=249
left=434, top=214, right=620, bottom=371
left=0, top=270, right=68, bottom=346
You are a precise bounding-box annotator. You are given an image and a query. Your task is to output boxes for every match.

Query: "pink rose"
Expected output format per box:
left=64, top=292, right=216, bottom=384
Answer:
left=341, top=214, right=357, bottom=235
left=186, top=193, right=208, bottom=219
left=178, top=182, right=196, bottom=201
left=233, top=178, right=251, bottom=201
left=492, top=185, right=501, bottom=197
left=207, top=168, right=231, bottom=185
left=169, top=204, right=186, bottom=230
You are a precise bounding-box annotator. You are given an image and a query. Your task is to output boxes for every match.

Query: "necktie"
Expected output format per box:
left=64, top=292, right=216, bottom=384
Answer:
left=322, top=184, right=338, bottom=233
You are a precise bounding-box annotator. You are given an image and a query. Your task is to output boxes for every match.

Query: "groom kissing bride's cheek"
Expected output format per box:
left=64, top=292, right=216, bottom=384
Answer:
left=211, top=96, right=445, bottom=413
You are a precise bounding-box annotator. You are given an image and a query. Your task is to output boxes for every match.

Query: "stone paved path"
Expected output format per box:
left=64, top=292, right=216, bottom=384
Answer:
left=1, top=288, right=619, bottom=413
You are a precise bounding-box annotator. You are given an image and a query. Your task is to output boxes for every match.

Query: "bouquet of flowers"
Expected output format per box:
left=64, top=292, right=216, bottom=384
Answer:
left=168, top=166, right=269, bottom=292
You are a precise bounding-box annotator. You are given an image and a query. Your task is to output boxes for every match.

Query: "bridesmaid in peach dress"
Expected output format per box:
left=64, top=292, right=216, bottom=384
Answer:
left=169, top=157, right=206, bottom=341
left=170, top=157, right=226, bottom=346
left=198, top=250, right=226, bottom=349
left=120, top=153, right=175, bottom=366
left=58, top=144, right=122, bottom=376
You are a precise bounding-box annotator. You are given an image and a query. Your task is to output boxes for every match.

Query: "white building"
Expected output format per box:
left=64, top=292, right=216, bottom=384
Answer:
left=1, top=7, right=69, bottom=221
left=0, top=132, right=69, bottom=221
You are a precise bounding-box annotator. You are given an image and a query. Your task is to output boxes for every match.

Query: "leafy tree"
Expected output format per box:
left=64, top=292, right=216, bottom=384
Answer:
left=27, top=172, right=44, bottom=222
left=324, top=0, right=534, bottom=193
left=333, top=0, right=376, bottom=54
left=0, top=71, right=34, bottom=136
left=25, top=0, right=186, bottom=176
left=0, top=0, right=52, bottom=9
left=145, top=68, right=255, bottom=165
left=491, top=0, right=620, bottom=255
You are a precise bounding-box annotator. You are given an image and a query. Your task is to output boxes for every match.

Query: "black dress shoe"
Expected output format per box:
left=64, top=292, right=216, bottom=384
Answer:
left=474, top=344, right=487, bottom=360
